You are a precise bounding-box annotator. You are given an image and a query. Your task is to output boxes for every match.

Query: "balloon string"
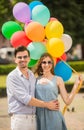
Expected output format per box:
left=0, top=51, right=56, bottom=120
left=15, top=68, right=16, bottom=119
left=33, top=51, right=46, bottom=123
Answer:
left=59, top=57, right=79, bottom=75
left=62, top=80, right=83, bottom=115
left=58, top=57, right=83, bottom=114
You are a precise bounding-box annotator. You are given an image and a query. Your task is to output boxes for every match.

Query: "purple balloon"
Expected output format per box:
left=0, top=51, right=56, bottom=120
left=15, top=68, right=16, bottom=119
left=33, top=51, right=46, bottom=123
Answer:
left=13, top=2, right=31, bottom=23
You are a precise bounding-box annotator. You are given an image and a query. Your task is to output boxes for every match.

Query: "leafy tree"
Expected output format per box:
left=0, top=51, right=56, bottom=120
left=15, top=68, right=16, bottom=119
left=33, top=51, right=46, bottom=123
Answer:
left=41, top=0, right=84, bottom=45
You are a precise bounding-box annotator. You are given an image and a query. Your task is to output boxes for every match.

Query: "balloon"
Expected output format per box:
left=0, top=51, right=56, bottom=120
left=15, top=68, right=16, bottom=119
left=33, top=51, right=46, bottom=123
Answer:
left=42, top=39, right=48, bottom=45
left=13, top=2, right=31, bottom=23
left=1, top=21, right=22, bottom=39
left=56, top=53, right=67, bottom=63
left=45, top=21, right=64, bottom=39
left=25, top=21, right=45, bottom=42
left=61, top=34, right=72, bottom=52
left=27, top=42, right=47, bottom=59
left=28, top=59, right=38, bottom=67
left=11, top=31, right=31, bottom=48
left=32, top=5, right=50, bottom=26
left=29, top=1, right=43, bottom=11
left=49, top=17, right=58, bottom=21
left=54, top=61, right=72, bottom=81
left=46, top=38, right=64, bottom=58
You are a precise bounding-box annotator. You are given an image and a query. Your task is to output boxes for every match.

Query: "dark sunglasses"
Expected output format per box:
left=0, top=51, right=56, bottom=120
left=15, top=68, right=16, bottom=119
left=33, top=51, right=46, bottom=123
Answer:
left=16, top=55, right=28, bottom=60
left=41, top=61, right=52, bottom=65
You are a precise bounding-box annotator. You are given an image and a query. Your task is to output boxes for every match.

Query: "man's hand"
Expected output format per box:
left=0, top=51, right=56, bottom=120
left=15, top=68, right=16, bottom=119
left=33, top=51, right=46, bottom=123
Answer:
left=45, top=100, right=60, bottom=110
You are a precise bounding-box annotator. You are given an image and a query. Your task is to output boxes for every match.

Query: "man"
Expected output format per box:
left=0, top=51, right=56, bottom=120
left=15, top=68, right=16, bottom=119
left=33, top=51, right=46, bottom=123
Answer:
left=6, top=46, right=59, bottom=130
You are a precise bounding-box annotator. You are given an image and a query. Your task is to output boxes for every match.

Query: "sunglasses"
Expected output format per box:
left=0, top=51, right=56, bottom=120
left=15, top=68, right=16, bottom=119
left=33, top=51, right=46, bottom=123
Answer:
left=41, top=61, right=52, bottom=65
left=16, top=55, right=28, bottom=60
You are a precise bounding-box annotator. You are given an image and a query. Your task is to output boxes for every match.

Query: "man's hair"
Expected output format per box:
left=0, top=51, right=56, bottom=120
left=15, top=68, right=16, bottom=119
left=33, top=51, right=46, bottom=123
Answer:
left=14, top=46, right=30, bottom=57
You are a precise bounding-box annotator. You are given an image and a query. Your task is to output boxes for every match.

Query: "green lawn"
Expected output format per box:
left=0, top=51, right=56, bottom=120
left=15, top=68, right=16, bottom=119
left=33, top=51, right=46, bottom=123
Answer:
left=0, top=75, right=7, bottom=88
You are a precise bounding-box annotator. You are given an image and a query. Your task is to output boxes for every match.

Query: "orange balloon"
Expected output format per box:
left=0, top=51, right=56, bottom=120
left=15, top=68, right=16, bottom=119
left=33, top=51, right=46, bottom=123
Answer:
left=25, top=21, right=45, bottom=42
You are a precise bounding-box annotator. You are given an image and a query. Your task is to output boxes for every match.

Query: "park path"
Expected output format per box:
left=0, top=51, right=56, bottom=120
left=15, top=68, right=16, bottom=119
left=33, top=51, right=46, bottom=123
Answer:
left=0, top=94, right=84, bottom=130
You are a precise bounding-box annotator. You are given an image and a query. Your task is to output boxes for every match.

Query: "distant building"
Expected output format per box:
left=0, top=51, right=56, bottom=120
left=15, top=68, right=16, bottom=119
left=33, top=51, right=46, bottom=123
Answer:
left=0, top=47, right=14, bottom=63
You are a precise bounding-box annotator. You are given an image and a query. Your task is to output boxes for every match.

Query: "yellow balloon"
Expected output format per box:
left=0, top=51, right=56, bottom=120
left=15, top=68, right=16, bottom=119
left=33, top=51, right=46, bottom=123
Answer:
left=46, top=38, right=64, bottom=57
left=45, top=21, right=64, bottom=39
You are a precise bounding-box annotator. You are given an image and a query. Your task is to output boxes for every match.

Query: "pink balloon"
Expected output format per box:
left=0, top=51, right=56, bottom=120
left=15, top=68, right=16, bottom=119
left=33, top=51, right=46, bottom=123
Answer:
left=49, top=17, right=58, bottom=22
left=13, top=2, right=31, bottom=23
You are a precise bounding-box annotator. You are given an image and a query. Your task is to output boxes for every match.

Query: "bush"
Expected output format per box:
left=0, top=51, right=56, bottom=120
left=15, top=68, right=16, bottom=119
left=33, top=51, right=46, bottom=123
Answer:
left=67, top=61, right=84, bottom=72
left=0, top=61, right=84, bottom=75
left=0, top=64, right=16, bottom=75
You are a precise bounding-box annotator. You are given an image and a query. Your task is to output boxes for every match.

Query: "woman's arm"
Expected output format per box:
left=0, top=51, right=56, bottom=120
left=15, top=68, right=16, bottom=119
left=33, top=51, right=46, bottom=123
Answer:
left=57, top=75, right=83, bottom=105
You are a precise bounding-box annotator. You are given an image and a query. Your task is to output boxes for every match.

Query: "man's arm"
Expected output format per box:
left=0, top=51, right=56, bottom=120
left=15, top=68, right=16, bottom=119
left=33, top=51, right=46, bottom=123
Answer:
left=28, top=97, right=59, bottom=110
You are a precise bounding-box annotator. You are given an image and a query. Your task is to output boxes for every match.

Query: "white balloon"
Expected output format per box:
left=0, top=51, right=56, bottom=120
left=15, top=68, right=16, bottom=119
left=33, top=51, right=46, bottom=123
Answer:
left=61, top=34, right=72, bottom=52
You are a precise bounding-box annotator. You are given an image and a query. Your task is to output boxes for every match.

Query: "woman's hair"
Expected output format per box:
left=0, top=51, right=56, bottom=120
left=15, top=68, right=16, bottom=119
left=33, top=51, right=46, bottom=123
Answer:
left=14, top=46, right=30, bottom=57
left=35, top=52, right=55, bottom=76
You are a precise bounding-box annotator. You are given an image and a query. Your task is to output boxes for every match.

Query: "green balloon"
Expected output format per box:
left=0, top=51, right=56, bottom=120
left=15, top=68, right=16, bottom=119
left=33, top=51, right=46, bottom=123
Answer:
left=28, top=59, right=38, bottom=67
left=2, top=21, right=22, bottom=39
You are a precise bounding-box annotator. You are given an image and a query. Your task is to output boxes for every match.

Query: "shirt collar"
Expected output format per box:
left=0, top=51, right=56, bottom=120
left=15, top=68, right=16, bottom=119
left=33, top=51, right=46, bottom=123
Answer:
left=16, top=67, right=29, bottom=77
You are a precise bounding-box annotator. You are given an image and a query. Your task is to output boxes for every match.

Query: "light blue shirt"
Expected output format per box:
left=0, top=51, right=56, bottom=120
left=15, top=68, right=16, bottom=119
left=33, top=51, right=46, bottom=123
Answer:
left=6, top=67, right=36, bottom=115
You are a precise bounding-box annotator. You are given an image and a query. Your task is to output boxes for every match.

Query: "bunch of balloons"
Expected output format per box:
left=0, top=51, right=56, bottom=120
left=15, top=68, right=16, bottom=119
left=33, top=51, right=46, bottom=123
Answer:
left=1, top=1, right=73, bottom=81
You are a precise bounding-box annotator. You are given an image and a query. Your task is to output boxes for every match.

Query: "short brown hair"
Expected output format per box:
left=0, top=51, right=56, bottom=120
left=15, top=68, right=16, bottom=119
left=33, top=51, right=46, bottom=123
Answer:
left=14, top=46, right=30, bottom=57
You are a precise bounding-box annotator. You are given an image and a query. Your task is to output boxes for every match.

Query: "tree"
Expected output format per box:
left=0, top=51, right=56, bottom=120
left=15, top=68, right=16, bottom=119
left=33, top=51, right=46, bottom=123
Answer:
left=41, top=0, right=84, bottom=45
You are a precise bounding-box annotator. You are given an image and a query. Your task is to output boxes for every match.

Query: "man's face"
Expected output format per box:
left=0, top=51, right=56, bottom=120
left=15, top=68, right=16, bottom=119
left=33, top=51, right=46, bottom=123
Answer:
left=15, top=50, right=30, bottom=69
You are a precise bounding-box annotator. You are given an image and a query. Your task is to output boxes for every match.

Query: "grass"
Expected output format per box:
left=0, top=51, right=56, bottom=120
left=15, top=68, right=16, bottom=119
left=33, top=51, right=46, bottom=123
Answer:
left=0, top=75, right=7, bottom=88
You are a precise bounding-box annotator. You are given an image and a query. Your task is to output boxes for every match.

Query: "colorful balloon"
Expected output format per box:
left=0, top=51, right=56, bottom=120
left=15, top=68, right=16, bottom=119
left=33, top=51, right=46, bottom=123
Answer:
left=45, top=21, right=64, bottom=39
left=54, top=61, right=72, bottom=81
left=56, top=53, right=67, bottom=63
left=46, top=38, right=64, bottom=58
left=13, top=2, right=31, bottom=23
left=29, top=1, right=43, bottom=11
left=61, top=34, right=72, bottom=52
left=11, top=31, right=31, bottom=48
left=32, top=5, right=50, bottom=26
left=28, top=59, right=38, bottom=67
left=25, top=21, right=45, bottom=42
left=49, top=17, right=58, bottom=22
left=27, top=42, right=47, bottom=59
left=1, top=21, right=22, bottom=39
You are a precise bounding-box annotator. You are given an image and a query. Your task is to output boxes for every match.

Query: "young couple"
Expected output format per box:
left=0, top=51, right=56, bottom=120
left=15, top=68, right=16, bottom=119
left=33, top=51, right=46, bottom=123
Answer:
left=6, top=46, right=82, bottom=130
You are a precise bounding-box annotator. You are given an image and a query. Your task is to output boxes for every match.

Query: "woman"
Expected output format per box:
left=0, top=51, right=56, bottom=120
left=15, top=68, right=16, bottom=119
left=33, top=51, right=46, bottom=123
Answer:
left=35, top=52, right=82, bottom=130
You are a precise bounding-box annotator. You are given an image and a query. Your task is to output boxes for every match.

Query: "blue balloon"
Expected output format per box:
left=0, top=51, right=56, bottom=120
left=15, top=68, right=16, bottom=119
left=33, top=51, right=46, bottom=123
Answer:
left=29, top=1, right=43, bottom=11
left=54, top=61, right=72, bottom=81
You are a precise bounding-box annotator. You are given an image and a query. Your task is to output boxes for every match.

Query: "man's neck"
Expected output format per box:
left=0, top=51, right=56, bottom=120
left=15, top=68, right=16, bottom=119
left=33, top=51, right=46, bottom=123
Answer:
left=19, top=67, right=29, bottom=79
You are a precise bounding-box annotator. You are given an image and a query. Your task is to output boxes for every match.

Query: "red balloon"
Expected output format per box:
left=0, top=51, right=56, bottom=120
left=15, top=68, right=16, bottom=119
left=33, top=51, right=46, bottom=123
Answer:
left=56, top=53, right=67, bottom=63
left=11, top=31, right=32, bottom=48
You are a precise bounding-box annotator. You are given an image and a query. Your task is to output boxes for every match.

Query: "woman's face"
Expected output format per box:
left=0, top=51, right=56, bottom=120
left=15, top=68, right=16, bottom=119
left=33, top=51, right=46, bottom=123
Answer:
left=41, top=56, right=53, bottom=73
